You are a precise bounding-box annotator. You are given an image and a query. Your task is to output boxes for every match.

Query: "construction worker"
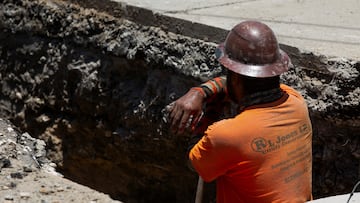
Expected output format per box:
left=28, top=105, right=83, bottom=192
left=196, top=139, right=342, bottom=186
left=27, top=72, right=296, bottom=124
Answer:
left=168, top=21, right=312, bottom=202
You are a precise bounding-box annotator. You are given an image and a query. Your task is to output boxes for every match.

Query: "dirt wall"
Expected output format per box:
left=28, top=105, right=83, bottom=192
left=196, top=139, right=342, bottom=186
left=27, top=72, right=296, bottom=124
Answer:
left=0, top=0, right=359, bottom=202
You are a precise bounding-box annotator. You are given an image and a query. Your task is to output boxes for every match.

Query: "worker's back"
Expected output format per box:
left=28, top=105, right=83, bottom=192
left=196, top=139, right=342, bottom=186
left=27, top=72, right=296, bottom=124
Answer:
left=190, top=84, right=312, bottom=203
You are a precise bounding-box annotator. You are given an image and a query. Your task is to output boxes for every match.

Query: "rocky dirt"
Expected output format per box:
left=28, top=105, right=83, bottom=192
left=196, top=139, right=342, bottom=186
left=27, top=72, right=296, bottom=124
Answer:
left=0, top=0, right=359, bottom=202
left=0, top=118, right=121, bottom=203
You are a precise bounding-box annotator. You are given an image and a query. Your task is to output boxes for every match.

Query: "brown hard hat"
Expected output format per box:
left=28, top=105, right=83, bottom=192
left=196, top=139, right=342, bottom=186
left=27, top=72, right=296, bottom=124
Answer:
left=215, top=20, right=291, bottom=78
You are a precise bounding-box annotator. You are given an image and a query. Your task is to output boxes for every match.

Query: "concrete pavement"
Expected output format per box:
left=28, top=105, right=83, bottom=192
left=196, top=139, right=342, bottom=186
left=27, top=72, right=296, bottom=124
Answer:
left=307, top=192, right=360, bottom=203
left=112, top=0, right=360, bottom=61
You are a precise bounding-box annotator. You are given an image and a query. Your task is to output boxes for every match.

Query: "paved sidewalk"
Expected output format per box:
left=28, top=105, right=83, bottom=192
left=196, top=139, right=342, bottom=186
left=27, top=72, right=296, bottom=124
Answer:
left=307, top=192, right=360, bottom=203
left=113, top=0, right=360, bottom=60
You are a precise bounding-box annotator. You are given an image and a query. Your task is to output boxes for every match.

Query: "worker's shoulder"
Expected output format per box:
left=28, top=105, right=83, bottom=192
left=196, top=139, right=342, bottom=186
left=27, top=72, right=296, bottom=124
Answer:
left=206, top=115, right=251, bottom=136
left=280, top=84, right=304, bottom=100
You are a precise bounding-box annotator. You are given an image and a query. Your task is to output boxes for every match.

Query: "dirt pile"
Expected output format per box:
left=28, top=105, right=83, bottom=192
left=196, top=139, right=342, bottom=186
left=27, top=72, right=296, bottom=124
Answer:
left=0, top=0, right=359, bottom=202
left=0, top=118, right=121, bottom=202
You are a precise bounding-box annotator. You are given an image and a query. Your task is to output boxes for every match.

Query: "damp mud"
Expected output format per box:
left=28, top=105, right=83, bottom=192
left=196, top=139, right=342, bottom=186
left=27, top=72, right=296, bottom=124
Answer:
left=0, top=0, right=359, bottom=202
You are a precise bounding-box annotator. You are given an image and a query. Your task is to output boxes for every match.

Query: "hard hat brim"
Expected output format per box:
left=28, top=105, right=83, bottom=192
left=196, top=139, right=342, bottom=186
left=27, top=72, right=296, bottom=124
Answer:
left=215, top=43, right=291, bottom=78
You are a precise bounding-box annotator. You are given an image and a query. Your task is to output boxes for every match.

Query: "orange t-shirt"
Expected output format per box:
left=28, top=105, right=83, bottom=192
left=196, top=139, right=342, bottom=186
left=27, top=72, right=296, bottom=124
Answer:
left=189, top=84, right=312, bottom=203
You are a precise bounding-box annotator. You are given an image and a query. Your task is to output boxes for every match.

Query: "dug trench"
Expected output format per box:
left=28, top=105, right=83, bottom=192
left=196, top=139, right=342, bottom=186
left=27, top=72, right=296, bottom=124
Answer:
left=0, top=0, right=359, bottom=202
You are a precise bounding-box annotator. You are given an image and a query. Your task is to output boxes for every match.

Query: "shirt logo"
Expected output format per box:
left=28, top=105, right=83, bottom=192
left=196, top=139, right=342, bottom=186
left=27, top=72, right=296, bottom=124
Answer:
left=250, top=124, right=310, bottom=154
left=251, top=137, right=267, bottom=152
left=251, top=137, right=280, bottom=154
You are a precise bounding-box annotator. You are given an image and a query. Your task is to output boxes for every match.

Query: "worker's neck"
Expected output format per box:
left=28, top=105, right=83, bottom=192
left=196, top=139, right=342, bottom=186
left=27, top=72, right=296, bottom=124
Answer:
left=237, top=87, right=283, bottom=112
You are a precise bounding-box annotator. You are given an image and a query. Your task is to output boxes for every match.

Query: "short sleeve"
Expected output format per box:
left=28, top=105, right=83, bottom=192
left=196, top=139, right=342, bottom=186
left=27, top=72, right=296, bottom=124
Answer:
left=189, top=121, right=240, bottom=182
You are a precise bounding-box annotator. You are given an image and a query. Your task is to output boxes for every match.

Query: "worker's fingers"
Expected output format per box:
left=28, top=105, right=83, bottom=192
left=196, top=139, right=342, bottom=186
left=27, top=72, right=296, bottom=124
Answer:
left=169, top=103, right=180, bottom=125
left=190, top=111, right=203, bottom=129
left=177, top=111, right=192, bottom=134
left=166, top=102, right=174, bottom=113
left=170, top=107, right=184, bottom=132
left=167, top=101, right=202, bottom=134
left=162, top=102, right=175, bottom=123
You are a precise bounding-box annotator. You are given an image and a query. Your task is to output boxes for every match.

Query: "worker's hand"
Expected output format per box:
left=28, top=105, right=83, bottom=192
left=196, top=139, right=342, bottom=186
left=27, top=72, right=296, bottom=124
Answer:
left=167, top=88, right=206, bottom=134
